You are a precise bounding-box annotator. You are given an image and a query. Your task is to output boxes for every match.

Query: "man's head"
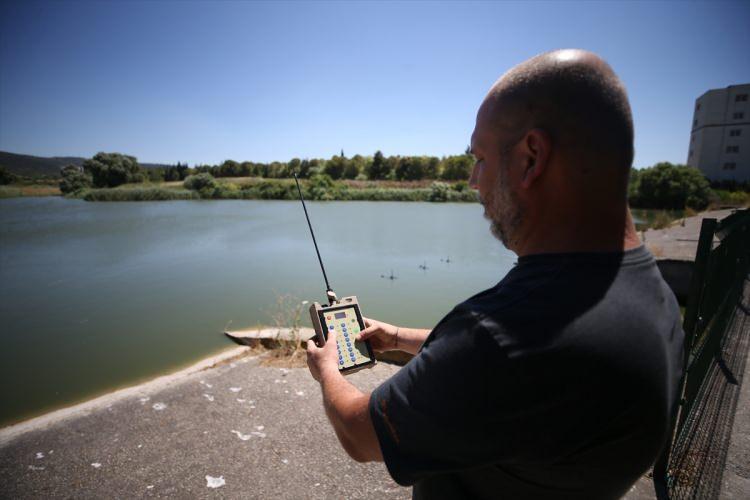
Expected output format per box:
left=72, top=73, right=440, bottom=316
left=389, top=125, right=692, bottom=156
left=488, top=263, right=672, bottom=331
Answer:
left=469, top=49, right=634, bottom=252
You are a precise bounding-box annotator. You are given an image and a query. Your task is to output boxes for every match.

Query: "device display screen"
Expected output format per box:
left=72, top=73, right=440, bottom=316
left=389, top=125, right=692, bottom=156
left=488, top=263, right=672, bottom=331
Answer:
left=319, top=306, right=373, bottom=370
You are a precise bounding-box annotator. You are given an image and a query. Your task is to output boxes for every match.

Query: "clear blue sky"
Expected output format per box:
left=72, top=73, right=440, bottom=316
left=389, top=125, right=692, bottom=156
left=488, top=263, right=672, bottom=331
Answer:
left=1, top=1, right=748, bottom=168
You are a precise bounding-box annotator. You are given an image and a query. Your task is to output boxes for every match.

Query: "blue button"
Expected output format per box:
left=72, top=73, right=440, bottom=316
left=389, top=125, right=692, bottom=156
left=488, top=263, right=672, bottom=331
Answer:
left=328, top=325, right=334, bottom=330
left=339, top=360, right=344, bottom=365
left=340, top=323, right=345, bottom=327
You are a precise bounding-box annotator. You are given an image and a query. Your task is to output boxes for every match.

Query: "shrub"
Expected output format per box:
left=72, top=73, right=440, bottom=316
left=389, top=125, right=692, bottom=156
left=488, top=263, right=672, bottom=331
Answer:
left=429, top=182, right=450, bottom=202
left=59, top=165, right=92, bottom=194
left=453, top=181, right=469, bottom=192
left=184, top=173, right=218, bottom=192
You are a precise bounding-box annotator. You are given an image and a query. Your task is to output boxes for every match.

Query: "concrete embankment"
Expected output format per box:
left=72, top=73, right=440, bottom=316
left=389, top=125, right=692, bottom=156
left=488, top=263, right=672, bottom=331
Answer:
left=0, top=349, right=406, bottom=499
left=642, top=209, right=737, bottom=302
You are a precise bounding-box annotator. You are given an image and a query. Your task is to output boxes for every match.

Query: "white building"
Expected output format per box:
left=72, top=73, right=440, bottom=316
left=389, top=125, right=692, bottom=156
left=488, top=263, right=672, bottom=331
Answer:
left=688, top=83, right=749, bottom=182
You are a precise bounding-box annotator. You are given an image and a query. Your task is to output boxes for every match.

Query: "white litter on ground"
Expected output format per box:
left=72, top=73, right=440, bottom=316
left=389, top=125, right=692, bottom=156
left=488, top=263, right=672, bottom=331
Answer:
left=139, top=397, right=150, bottom=404
left=146, top=485, right=154, bottom=490
left=35, top=452, right=44, bottom=459
left=203, top=394, right=215, bottom=402
left=255, top=425, right=264, bottom=431
left=206, top=475, right=225, bottom=488
left=281, top=459, right=289, bottom=464
left=231, top=430, right=252, bottom=441
left=251, top=431, right=266, bottom=438
left=236, top=398, right=246, bottom=403
left=295, top=390, right=305, bottom=396
left=229, top=387, right=242, bottom=392
left=28, top=465, right=45, bottom=471
left=152, top=402, right=167, bottom=411
left=91, top=463, right=101, bottom=468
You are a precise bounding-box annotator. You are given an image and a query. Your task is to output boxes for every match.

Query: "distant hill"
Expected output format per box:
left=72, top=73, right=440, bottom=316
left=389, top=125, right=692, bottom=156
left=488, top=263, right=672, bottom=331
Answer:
left=0, top=151, right=174, bottom=178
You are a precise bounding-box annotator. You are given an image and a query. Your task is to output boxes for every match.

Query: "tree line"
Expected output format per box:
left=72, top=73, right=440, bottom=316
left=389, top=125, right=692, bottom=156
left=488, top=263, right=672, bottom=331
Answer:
left=56, top=152, right=745, bottom=211
left=58, top=151, right=475, bottom=193
left=189, top=150, right=474, bottom=182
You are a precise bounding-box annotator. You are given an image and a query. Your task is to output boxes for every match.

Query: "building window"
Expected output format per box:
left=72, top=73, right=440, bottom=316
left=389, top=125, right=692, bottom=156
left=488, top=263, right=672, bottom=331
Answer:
left=730, top=129, right=742, bottom=137
left=723, top=162, right=736, bottom=170
left=726, top=145, right=740, bottom=153
left=689, top=149, right=693, bottom=158
left=735, top=94, right=749, bottom=102
left=693, top=119, right=698, bottom=127
left=733, top=112, right=745, bottom=119
left=696, top=103, right=701, bottom=111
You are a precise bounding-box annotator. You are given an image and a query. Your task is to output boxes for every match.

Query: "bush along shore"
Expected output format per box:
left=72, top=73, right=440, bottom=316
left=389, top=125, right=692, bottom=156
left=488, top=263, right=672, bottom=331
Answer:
left=73, top=175, right=479, bottom=203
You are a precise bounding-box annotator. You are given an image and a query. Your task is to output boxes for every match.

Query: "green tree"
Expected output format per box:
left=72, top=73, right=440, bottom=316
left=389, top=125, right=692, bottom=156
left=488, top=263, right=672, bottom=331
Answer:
left=288, top=158, right=302, bottom=177
left=440, top=155, right=474, bottom=180
left=342, top=156, right=361, bottom=179
left=367, top=150, right=390, bottom=180
left=396, top=156, right=433, bottom=181
left=630, top=162, right=711, bottom=210
left=0, top=166, right=17, bottom=185
left=324, top=155, right=347, bottom=179
left=59, top=164, right=92, bottom=194
left=83, top=153, right=145, bottom=188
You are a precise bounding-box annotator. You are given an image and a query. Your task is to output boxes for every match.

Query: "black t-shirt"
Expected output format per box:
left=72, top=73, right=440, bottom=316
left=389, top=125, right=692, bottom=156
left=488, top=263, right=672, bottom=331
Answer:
left=369, top=246, right=684, bottom=499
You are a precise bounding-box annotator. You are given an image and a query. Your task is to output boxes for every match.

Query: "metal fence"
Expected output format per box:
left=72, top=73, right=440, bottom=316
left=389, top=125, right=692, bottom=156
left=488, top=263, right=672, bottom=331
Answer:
left=654, top=208, right=750, bottom=499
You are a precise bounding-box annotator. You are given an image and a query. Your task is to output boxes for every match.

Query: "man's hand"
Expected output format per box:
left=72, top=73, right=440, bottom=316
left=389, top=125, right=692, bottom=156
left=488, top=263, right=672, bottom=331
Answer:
left=357, top=317, right=400, bottom=352
left=307, top=329, right=341, bottom=382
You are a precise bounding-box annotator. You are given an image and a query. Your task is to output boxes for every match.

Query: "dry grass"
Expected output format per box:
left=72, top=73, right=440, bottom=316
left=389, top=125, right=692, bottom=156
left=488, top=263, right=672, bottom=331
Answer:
left=257, top=294, right=310, bottom=368
left=0, top=184, right=61, bottom=197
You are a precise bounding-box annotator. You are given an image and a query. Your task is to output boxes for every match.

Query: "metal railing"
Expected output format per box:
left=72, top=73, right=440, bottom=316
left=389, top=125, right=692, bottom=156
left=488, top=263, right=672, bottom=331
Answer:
left=654, top=208, right=750, bottom=499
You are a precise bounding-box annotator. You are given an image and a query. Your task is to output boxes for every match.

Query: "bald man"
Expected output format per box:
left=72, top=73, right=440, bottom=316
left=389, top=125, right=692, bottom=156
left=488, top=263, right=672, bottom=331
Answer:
left=307, top=50, right=684, bottom=499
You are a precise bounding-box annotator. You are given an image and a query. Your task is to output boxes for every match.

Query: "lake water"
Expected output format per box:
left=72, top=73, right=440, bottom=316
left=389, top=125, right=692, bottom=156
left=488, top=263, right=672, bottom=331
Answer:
left=0, top=197, right=517, bottom=425
left=0, top=198, right=672, bottom=425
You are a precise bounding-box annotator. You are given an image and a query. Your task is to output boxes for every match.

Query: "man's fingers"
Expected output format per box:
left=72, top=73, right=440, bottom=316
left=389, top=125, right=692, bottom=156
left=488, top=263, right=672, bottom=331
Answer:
left=325, top=329, right=337, bottom=347
left=357, top=324, right=378, bottom=341
left=363, top=317, right=372, bottom=328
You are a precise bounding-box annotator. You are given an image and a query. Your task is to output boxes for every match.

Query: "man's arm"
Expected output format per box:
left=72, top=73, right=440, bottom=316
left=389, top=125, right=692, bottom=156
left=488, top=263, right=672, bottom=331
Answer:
left=358, top=318, right=430, bottom=356
left=307, top=330, right=383, bottom=463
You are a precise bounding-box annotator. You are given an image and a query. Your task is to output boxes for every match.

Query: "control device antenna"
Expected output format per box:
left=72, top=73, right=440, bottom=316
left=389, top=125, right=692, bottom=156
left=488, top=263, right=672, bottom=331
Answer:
left=293, top=174, right=337, bottom=305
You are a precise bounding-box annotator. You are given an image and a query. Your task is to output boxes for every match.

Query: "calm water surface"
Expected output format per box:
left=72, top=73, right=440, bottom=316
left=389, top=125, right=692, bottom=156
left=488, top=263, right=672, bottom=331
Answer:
left=1, top=198, right=517, bottom=424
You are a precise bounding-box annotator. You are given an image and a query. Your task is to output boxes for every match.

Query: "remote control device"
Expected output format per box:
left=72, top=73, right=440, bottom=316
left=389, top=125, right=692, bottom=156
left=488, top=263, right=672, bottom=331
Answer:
left=293, top=175, right=376, bottom=374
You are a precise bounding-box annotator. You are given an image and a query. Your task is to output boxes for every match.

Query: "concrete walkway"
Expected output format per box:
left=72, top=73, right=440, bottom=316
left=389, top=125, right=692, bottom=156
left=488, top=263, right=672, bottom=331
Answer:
left=0, top=352, right=406, bottom=499
left=641, top=209, right=735, bottom=261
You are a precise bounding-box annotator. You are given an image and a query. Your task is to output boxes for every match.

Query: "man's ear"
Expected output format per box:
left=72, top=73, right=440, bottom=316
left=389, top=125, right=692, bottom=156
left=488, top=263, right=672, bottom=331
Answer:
left=520, top=128, right=551, bottom=189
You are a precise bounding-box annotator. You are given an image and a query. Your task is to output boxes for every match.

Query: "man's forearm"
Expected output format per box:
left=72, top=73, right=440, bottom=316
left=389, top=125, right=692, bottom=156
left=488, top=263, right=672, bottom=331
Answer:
left=397, top=327, right=431, bottom=355
left=318, top=368, right=383, bottom=462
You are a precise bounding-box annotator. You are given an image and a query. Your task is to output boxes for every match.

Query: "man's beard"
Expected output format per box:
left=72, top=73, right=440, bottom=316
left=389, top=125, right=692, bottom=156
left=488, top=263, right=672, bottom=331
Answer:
left=481, top=164, right=523, bottom=249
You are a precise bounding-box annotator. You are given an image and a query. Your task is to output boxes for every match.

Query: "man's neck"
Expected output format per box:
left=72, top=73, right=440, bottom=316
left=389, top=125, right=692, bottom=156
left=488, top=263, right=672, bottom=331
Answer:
left=513, top=205, right=641, bottom=257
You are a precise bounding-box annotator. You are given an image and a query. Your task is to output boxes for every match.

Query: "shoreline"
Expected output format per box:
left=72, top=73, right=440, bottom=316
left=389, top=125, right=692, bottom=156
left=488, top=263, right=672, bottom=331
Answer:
left=0, top=345, right=252, bottom=447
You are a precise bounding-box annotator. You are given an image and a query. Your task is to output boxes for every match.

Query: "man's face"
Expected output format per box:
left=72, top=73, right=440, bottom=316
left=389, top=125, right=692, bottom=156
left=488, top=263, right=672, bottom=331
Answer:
left=469, top=105, right=524, bottom=250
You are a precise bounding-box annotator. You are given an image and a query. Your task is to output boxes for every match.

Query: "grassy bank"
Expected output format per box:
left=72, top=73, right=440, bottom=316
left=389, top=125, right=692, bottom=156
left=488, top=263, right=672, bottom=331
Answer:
left=72, top=177, right=479, bottom=203
left=0, top=184, right=61, bottom=198
left=82, top=187, right=198, bottom=201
